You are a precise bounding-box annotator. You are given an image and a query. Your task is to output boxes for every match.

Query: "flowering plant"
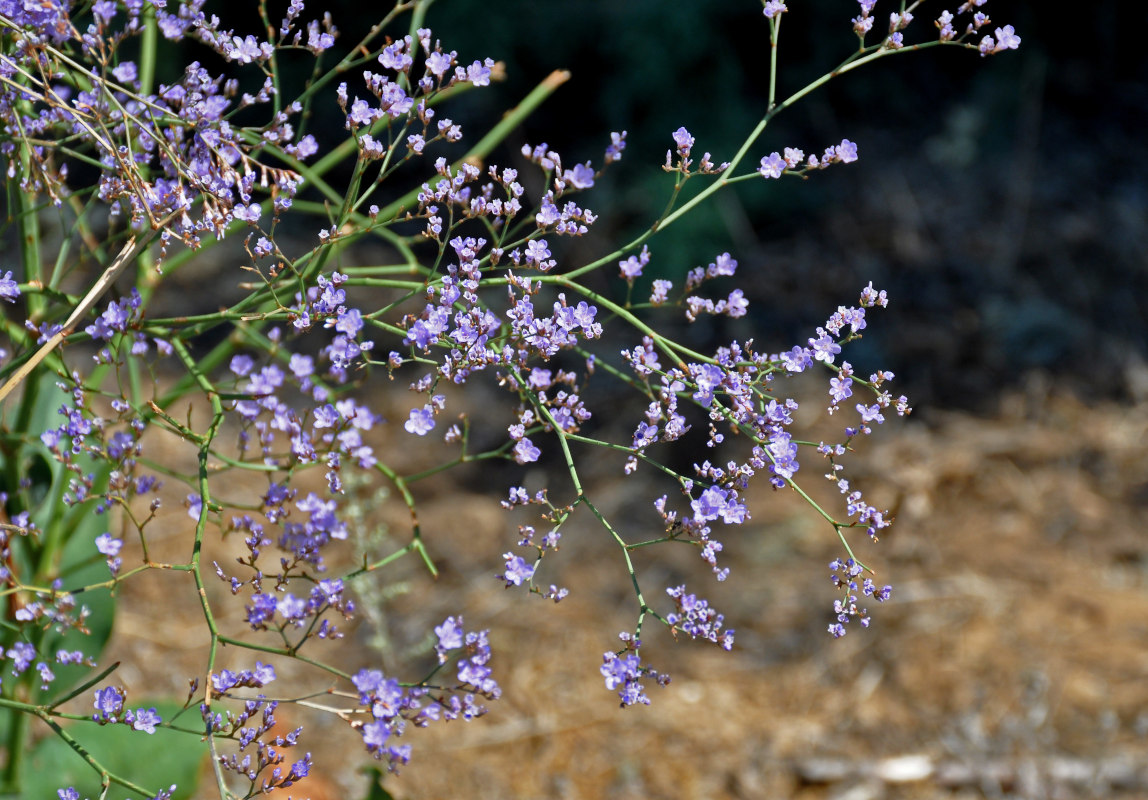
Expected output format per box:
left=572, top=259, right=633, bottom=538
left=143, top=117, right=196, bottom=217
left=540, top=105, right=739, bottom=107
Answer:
left=0, top=1, right=1018, bottom=797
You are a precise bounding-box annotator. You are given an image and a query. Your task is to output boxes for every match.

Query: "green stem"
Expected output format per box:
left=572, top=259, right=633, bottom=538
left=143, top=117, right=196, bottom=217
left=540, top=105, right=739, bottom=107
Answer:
left=768, top=11, right=780, bottom=110
left=15, top=171, right=43, bottom=322
left=0, top=705, right=30, bottom=793
left=138, top=4, right=157, bottom=98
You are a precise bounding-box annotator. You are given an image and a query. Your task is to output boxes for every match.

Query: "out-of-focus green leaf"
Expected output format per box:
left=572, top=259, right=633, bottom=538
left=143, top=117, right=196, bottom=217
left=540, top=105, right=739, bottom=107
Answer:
left=22, top=701, right=205, bottom=800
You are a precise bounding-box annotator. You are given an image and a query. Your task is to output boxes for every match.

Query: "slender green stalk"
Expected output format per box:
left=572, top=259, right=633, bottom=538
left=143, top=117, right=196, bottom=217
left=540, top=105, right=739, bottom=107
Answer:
left=15, top=169, right=43, bottom=322
left=138, top=4, right=158, bottom=98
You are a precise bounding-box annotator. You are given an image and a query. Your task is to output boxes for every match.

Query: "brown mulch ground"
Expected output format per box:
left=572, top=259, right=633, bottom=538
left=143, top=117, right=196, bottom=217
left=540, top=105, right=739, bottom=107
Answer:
left=99, top=383, right=1148, bottom=800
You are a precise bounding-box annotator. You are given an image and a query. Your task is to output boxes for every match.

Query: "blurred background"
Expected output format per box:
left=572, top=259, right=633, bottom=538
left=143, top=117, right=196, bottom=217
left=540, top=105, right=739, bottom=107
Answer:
left=106, top=1, right=1148, bottom=797
left=188, top=0, right=1147, bottom=409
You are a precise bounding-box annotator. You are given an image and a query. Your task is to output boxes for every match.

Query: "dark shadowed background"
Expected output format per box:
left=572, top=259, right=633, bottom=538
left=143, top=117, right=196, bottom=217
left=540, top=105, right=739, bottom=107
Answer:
left=262, top=0, right=1148, bottom=413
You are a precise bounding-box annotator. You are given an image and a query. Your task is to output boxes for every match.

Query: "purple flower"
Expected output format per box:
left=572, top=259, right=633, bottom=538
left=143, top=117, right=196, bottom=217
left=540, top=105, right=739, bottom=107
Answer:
left=404, top=406, right=435, bottom=436
left=808, top=329, right=841, bottom=363
left=277, top=593, right=306, bottom=620
left=229, top=354, right=254, bottom=376
left=7, top=642, right=35, bottom=674
left=499, top=553, right=535, bottom=586
left=666, top=585, right=735, bottom=650
left=829, top=376, right=853, bottom=403
left=232, top=203, right=261, bottom=224
left=860, top=281, right=888, bottom=308
left=691, top=485, right=727, bottom=523
left=95, top=533, right=122, bottom=557
left=288, top=756, right=310, bottom=780
left=724, top=289, right=748, bottom=317
left=465, top=59, right=493, bottom=86
left=856, top=403, right=885, bottom=424
left=564, top=162, right=595, bottom=189
left=758, top=152, right=786, bottom=179
left=0, top=271, right=19, bottom=302
left=435, top=616, right=464, bottom=654
left=352, top=668, right=386, bottom=695
left=671, top=126, right=694, bottom=158
left=85, top=295, right=135, bottom=341
left=535, top=198, right=560, bottom=227
left=380, top=41, right=412, bottom=72
left=835, top=139, right=858, bottom=163
left=605, top=130, right=627, bottom=163
left=690, top=485, right=746, bottom=525
left=95, top=536, right=122, bottom=575
left=619, top=245, right=650, bottom=280
left=993, top=25, right=1021, bottom=52
left=92, top=0, right=116, bottom=24
left=288, top=353, right=314, bottom=379
left=227, top=35, right=271, bottom=64
left=426, top=50, right=453, bottom=77
left=307, top=21, right=335, bottom=52
left=513, top=437, right=540, bottom=464
left=650, top=279, right=672, bottom=304
left=632, top=421, right=658, bottom=448
left=333, top=307, right=364, bottom=338
left=93, top=686, right=124, bottom=719
left=780, top=345, right=813, bottom=372
left=361, top=719, right=389, bottom=750
left=524, top=238, right=553, bottom=269
left=111, top=61, right=137, bottom=84
left=349, top=98, right=375, bottom=126
left=763, top=1, right=787, bottom=18
left=127, top=706, right=161, bottom=734
left=600, top=649, right=665, bottom=707
left=573, top=301, right=598, bottom=331
left=289, top=135, right=319, bottom=159
left=186, top=493, right=202, bottom=521
left=246, top=594, right=278, bottom=628
left=211, top=669, right=238, bottom=692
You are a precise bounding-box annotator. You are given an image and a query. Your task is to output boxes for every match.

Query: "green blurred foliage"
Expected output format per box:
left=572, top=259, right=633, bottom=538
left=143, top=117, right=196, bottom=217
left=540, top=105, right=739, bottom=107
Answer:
left=22, top=701, right=206, bottom=800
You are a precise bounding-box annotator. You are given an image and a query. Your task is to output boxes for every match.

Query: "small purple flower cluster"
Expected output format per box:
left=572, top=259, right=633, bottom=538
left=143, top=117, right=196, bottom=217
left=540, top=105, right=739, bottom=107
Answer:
left=226, top=329, right=380, bottom=478
left=338, top=28, right=497, bottom=162
left=676, top=253, right=750, bottom=322
left=0, top=270, right=19, bottom=306
left=57, top=787, right=176, bottom=800
left=759, top=140, right=857, bottom=180
left=827, top=558, right=892, bottom=637
left=4, top=638, right=91, bottom=692
left=38, top=373, right=164, bottom=531
left=664, top=127, right=729, bottom=175
left=200, top=664, right=311, bottom=792
left=350, top=616, right=499, bottom=772
left=665, top=585, right=735, bottom=650
left=0, top=0, right=341, bottom=241
left=615, top=283, right=909, bottom=623
left=849, top=0, right=1019, bottom=55
left=92, top=686, right=162, bottom=734
left=600, top=632, right=670, bottom=707
left=496, top=516, right=568, bottom=601
left=4, top=507, right=97, bottom=645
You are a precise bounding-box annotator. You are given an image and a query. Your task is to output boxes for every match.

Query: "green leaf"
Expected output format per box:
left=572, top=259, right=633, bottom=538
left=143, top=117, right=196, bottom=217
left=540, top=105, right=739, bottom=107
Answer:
left=22, top=701, right=206, bottom=800
left=37, top=501, right=118, bottom=703
left=357, top=766, right=398, bottom=800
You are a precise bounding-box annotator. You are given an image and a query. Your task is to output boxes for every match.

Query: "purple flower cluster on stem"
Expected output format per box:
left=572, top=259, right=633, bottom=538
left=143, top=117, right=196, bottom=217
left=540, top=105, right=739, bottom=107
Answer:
left=0, top=0, right=1022, bottom=794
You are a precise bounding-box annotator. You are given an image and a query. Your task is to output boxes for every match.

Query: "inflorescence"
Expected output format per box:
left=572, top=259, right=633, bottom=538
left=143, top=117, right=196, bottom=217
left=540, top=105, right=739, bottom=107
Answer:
left=0, top=0, right=1019, bottom=795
